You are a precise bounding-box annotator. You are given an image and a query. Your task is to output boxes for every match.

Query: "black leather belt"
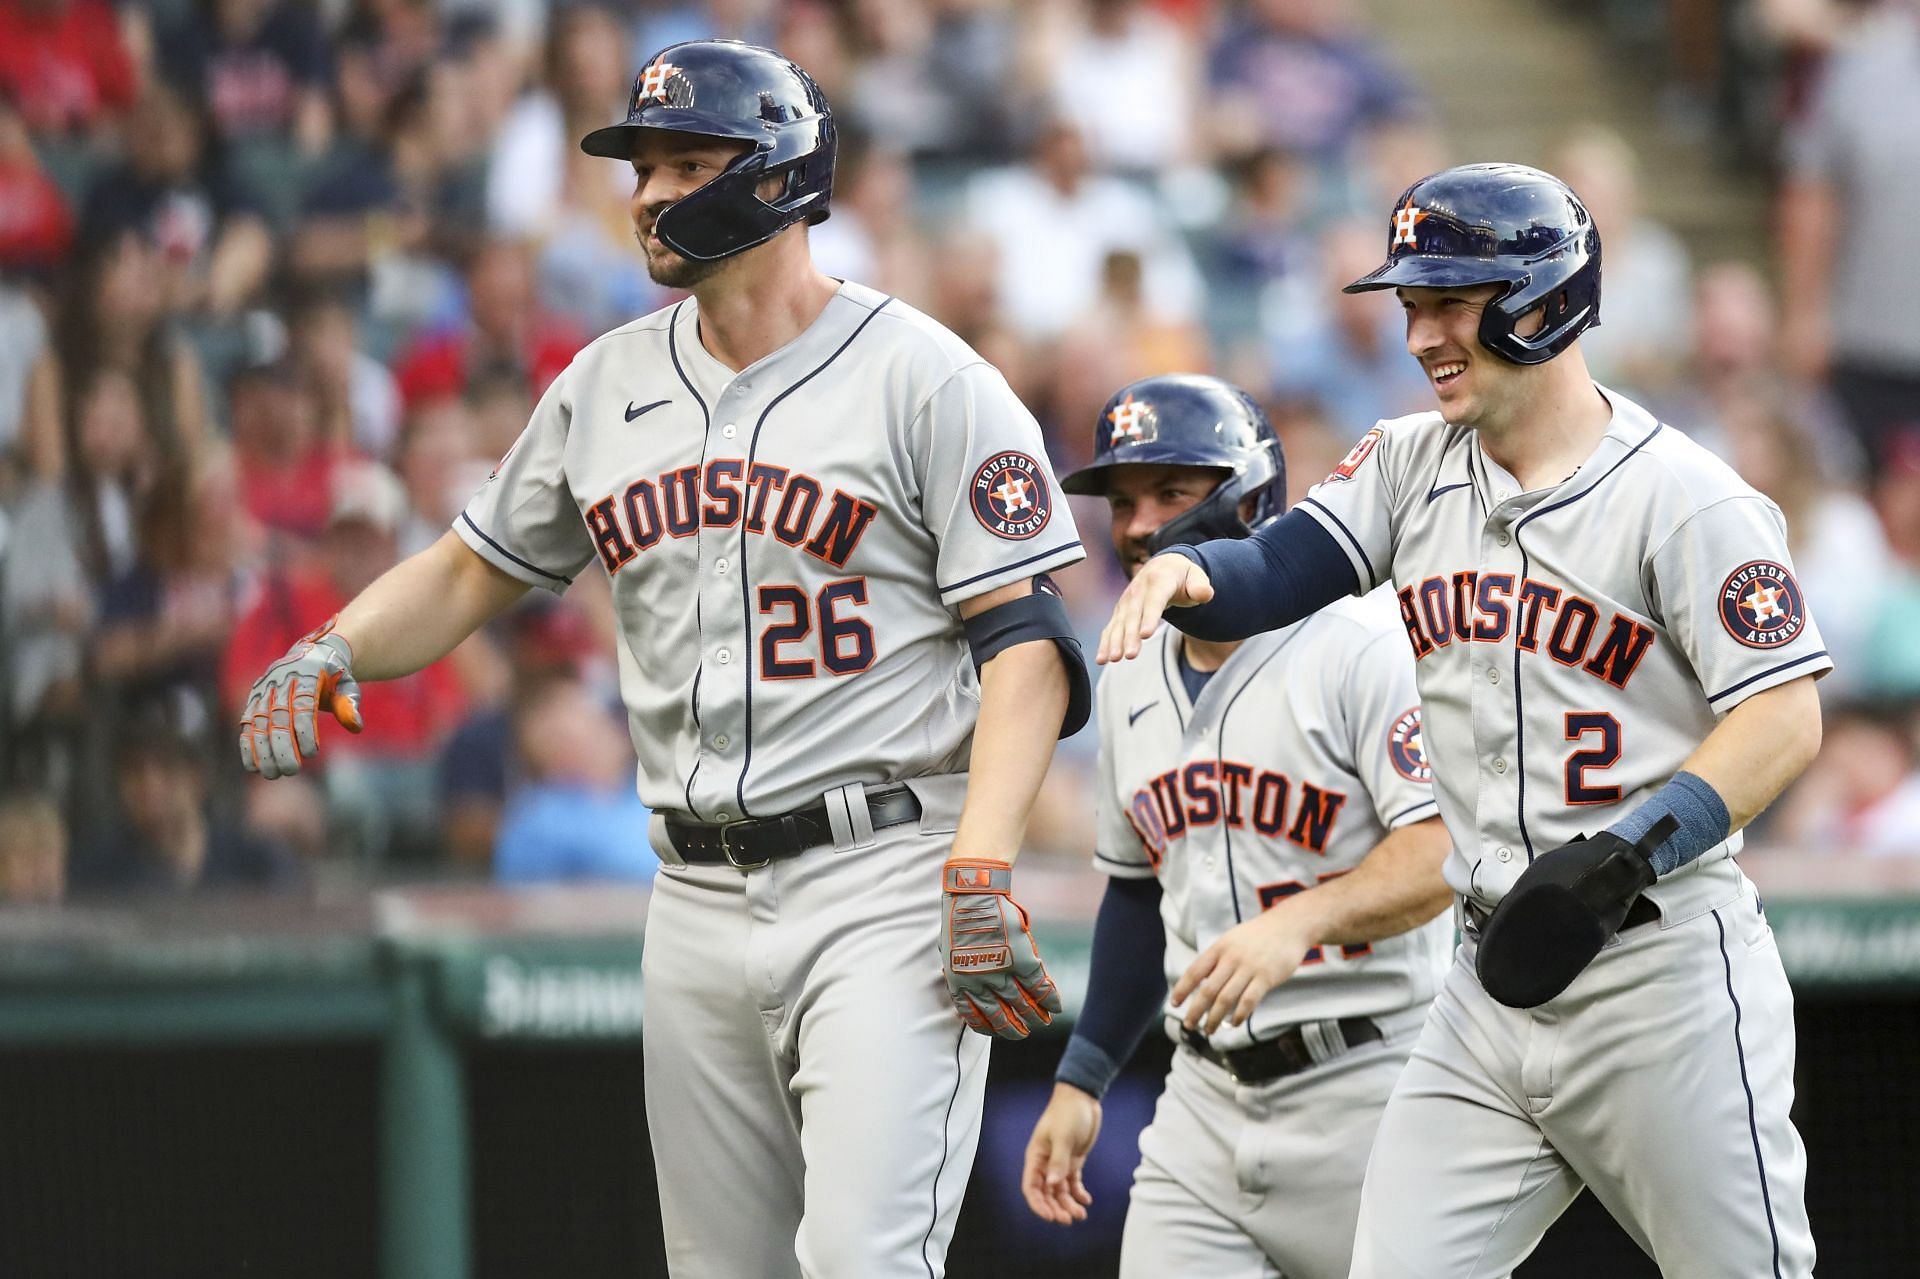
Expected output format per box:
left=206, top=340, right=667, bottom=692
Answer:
left=1462, top=893, right=1661, bottom=936
left=1180, top=1017, right=1383, bottom=1085
left=665, top=785, right=922, bottom=870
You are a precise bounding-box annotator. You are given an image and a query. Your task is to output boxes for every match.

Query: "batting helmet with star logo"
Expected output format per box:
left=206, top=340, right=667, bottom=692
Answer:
left=1062, top=373, right=1284, bottom=551
left=580, top=40, right=836, bottom=262
left=1344, top=163, right=1602, bottom=366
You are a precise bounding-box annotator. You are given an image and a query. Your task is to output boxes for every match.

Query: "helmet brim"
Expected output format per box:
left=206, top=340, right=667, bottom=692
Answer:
left=1060, top=455, right=1231, bottom=497
left=1342, top=254, right=1528, bottom=295
left=580, top=109, right=765, bottom=160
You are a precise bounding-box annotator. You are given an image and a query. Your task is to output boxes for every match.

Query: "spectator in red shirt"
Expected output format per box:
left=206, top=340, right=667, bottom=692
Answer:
left=0, top=88, right=71, bottom=274
left=230, top=355, right=339, bottom=541
left=223, top=459, right=469, bottom=863
left=0, top=0, right=138, bottom=138
left=394, top=237, right=583, bottom=410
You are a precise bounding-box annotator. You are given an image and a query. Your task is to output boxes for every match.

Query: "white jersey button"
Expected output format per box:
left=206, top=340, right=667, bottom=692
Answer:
left=1495, top=489, right=1512, bottom=503
left=716, top=558, right=730, bottom=573
left=717, top=648, right=732, bottom=665
left=715, top=809, right=732, bottom=822
left=714, top=734, right=729, bottom=749
left=1498, top=531, right=1511, bottom=546
left=1496, top=846, right=1513, bottom=862
left=722, top=423, right=738, bottom=439
left=1493, top=757, right=1507, bottom=773
left=1486, top=667, right=1500, bottom=684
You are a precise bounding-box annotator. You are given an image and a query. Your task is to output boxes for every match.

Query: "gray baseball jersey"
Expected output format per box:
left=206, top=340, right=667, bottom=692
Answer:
left=1296, top=385, right=1831, bottom=907
left=455, top=279, right=1084, bottom=1279
left=1294, top=384, right=1822, bottom=1277
left=1095, top=593, right=1449, bottom=1052
left=456, top=279, right=1085, bottom=820
left=1094, top=592, right=1445, bottom=1279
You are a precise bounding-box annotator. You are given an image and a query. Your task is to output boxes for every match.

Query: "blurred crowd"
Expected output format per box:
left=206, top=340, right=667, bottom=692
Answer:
left=3, top=0, right=1919, bottom=904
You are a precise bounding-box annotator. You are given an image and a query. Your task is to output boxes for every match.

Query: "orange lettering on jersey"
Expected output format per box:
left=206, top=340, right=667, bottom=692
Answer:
left=1392, top=571, right=1655, bottom=689
left=582, top=461, right=881, bottom=575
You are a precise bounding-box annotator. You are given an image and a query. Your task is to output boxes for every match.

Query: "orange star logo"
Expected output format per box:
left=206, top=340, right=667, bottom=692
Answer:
left=639, top=58, right=681, bottom=105
left=1392, top=201, right=1430, bottom=249
left=1106, top=393, right=1153, bottom=446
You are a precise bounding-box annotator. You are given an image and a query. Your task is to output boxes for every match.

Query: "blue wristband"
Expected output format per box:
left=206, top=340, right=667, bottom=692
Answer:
left=1054, top=1034, right=1123, bottom=1100
left=1606, top=771, right=1731, bottom=877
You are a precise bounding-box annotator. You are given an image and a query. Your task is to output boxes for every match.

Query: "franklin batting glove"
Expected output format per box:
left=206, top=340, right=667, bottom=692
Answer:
left=940, top=858, right=1062, bottom=1039
left=239, top=617, right=364, bottom=779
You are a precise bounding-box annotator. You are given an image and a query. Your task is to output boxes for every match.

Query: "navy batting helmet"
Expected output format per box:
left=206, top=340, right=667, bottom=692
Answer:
left=1343, top=163, right=1601, bottom=366
left=1062, top=374, right=1284, bottom=551
left=581, top=40, right=835, bottom=262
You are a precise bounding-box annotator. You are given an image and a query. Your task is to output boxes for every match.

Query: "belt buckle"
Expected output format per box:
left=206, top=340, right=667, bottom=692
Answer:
left=716, top=820, right=769, bottom=871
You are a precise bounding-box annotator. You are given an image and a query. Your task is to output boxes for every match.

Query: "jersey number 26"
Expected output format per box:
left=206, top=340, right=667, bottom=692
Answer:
left=757, top=579, right=876, bottom=679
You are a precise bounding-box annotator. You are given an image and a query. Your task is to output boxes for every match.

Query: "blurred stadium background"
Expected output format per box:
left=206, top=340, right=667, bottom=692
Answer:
left=2, top=0, right=1919, bottom=1274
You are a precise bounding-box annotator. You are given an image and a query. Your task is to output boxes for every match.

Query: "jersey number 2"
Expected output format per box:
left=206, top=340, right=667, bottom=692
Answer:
left=1564, top=712, right=1622, bottom=804
left=757, top=579, right=876, bottom=679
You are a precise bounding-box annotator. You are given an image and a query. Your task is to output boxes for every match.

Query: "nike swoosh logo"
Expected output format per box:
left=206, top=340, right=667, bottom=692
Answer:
left=1128, top=702, right=1157, bottom=727
left=625, top=399, right=670, bottom=422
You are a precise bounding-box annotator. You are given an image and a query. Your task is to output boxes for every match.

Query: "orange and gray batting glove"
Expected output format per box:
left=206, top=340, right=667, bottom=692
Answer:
left=239, top=616, right=363, bottom=779
left=940, top=857, right=1062, bottom=1040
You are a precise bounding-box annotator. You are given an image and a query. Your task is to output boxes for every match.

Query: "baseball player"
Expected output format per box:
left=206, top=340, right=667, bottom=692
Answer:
left=1098, top=164, right=1824, bottom=1276
left=1020, top=374, right=1453, bottom=1279
left=235, top=41, right=1092, bottom=1278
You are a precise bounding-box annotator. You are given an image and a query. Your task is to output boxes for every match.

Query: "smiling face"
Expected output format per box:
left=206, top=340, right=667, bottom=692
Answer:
left=1397, top=282, right=1547, bottom=430
left=629, top=130, right=755, bottom=288
left=1104, top=465, right=1228, bottom=576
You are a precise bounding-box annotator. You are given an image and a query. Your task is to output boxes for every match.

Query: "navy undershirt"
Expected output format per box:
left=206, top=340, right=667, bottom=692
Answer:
left=1175, top=641, right=1214, bottom=703
left=1053, top=875, right=1167, bottom=1099
left=1164, top=507, right=1360, bottom=641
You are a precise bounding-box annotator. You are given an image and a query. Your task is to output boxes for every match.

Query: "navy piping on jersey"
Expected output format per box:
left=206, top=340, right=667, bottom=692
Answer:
left=1209, top=630, right=1307, bottom=939
left=1510, top=424, right=1665, bottom=862
left=1426, top=431, right=1473, bottom=504
left=459, top=513, right=572, bottom=586
left=734, top=296, right=895, bottom=818
left=1157, top=633, right=1188, bottom=734
left=936, top=540, right=1085, bottom=597
left=671, top=302, right=716, bottom=819
left=1707, top=651, right=1830, bottom=706
left=1299, top=496, right=1378, bottom=589
left=1388, top=799, right=1440, bottom=826
left=1714, top=908, right=1784, bottom=1278
left=919, top=1024, right=968, bottom=1279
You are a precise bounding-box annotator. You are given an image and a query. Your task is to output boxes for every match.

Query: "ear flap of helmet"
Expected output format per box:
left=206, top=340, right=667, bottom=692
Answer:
left=652, top=119, right=838, bottom=261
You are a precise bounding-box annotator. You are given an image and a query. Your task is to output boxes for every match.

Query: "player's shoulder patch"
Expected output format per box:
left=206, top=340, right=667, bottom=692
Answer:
left=970, top=451, right=1053, bottom=540
left=1319, top=412, right=1448, bottom=485
left=1386, top=706, right=1431, bottom=782
left=1719, top=560, right=1808, bottom=649
left=1326, top=425, right=1385, bottom=482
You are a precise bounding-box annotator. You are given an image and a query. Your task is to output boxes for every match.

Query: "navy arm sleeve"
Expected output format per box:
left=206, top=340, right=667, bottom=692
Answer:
left=1162, top=507, right=1360, bottom=642
left=1053, top=875, right=1167, bottom=1099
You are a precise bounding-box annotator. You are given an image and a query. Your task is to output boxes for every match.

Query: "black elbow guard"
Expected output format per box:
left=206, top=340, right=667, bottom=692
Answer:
left=963, top=576, right=1092, bottom=738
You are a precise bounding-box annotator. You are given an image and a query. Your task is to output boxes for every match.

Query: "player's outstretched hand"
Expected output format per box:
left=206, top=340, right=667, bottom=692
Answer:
left=939, top=858, right=1062, bottom=1039
left=1022, top=1082, right=1101, bottom=1225
left=1096, top=552, right=1214, bottom=665
left=1172, top=903, right=1319, bottom=1035
left=238, top=616, right=364, bottom=779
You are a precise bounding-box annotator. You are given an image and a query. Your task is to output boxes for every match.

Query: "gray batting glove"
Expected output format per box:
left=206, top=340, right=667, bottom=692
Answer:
left=940, top=858, right=1062, bottom=1039
left=239, top=617, right=364, bottom=779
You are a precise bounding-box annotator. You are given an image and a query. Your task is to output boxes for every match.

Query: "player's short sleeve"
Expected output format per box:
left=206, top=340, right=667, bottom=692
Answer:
left=1341, top=627, right=1441, bottom=830
left=1647, top=495, right=1834, bottom=714
left=913, top=362, right=1084, bottom=607
left=1296, top=423, right=1400, bottom=594
left=1092, top=701, right=1157, bottom=880
left=455, top=366, right=596, bottom=593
